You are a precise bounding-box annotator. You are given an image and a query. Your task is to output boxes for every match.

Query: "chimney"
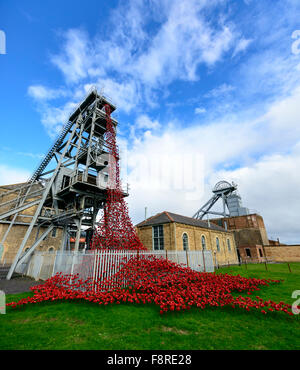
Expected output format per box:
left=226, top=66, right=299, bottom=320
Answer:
left=207, top=214, right=210, bottom=228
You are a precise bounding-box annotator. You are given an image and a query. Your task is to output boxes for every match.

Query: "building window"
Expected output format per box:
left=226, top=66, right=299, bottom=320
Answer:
left=153, top=225, right=164, bottom=250
left=259, top=249, right=263, bottom=257
left=216, top=237, right=220, bottom=252
left=182, top=233, right=189, bottom=251
left=62, top=175, right=70, bottom=189
left=201, top=235, right=206, bottom=250
left=245, top=248, right=251, bottom=257
left=51, top=227, right=57, bottom=238
left=227, top=239, right=231, bottom=251
left=48, top=247, right=55, bottom=253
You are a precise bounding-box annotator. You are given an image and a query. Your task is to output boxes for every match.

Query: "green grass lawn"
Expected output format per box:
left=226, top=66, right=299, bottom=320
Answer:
left=0, top=262, right=299, bottom=350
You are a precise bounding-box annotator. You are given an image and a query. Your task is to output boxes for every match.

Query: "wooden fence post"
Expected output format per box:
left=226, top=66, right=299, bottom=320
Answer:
left=287, top=263, right=292, bottom=273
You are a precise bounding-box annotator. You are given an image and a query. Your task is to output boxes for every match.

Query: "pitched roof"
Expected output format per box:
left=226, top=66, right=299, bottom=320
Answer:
left=136, top=211, right=227, bottom=232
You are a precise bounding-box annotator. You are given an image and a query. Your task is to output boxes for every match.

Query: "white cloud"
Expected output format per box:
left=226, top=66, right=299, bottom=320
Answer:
left=51, top=28, right=95, bottom=84
left=125, top=129, right=206, bottom=222
left=204, top=83, right=235, bottom=98
left=45, top=0, right=245, bottom=101
left=95, top=78, right=139, bottom=113
left=15, top=152, right=44, bottom=159
left=28, top=79, right=139, bottom=138
left=39, top=101, right=78, bottom=138
left=235, top=48, right=300, bottom=100
left=263, top=84, right=300, bottom=135
left=0, top=165, right=31, bottom=186
left=25, top=0, right=262, bottom=139
left=232, top=37, right=252, bottom=57
left=135, top=114, right=160, bottom=130
left=195, top=107, right=206, bottom=114
left=124, top=83, right=300, bottom=244
left=126, top=116, right=255, bottom=224
left=132, top=1, right=235, bottom=85
left=214, top=146, right=300, bottom=244
left=28, top=85, right=68, bottom=101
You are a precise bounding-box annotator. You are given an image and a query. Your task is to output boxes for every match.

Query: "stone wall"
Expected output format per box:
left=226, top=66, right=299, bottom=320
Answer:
left=136, top=222, right=238, bottom=266
left=264, top=245, right=300, bottom=262
left=0, top=183, right=42, bottom=223
left=0, top=223, right=63, bottom=264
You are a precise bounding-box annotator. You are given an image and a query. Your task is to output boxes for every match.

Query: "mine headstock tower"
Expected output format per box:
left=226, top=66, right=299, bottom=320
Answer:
left=0, top=89, right=127, bottom=279
left=192, top=180, right=249, bottom=220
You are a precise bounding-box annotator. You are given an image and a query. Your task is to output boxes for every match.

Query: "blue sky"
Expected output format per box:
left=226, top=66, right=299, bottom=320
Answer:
left=1, top=0, right=300, bottom=243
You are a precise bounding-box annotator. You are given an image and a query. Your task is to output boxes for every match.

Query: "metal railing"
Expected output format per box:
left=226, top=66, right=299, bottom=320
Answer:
left=14, top=249, right=215, bottom=283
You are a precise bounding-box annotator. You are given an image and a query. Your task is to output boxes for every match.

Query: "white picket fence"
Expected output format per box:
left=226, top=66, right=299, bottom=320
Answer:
left=15, top=249, right=214, bottom=285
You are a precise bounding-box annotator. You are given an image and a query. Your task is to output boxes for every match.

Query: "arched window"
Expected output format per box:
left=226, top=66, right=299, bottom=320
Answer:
left=48, top=247, right=55, bottom=253
left=182, top=233, right=189, bottom=251
left=216, top=237, right=220, bottom=252
left=227, top=239, right=231, bottom=251
left=201, top=235, right=206, bottom=250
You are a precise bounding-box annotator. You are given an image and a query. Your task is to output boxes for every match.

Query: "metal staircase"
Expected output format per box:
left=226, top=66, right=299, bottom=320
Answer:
left=29, top=120, right=74, bottom=183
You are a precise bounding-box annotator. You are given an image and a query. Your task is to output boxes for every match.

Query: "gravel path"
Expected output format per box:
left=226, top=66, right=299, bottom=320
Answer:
left=0, top=276, right=43, bottom=295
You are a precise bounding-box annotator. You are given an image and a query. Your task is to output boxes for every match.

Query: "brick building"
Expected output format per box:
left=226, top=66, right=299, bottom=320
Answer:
left=209, top=213, right=269, bottom=262
left=209, top=213, right=300, bottom=263
left=136, top=211, right=238, bottom=266
left=0, top=183, right=63, bottom=264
